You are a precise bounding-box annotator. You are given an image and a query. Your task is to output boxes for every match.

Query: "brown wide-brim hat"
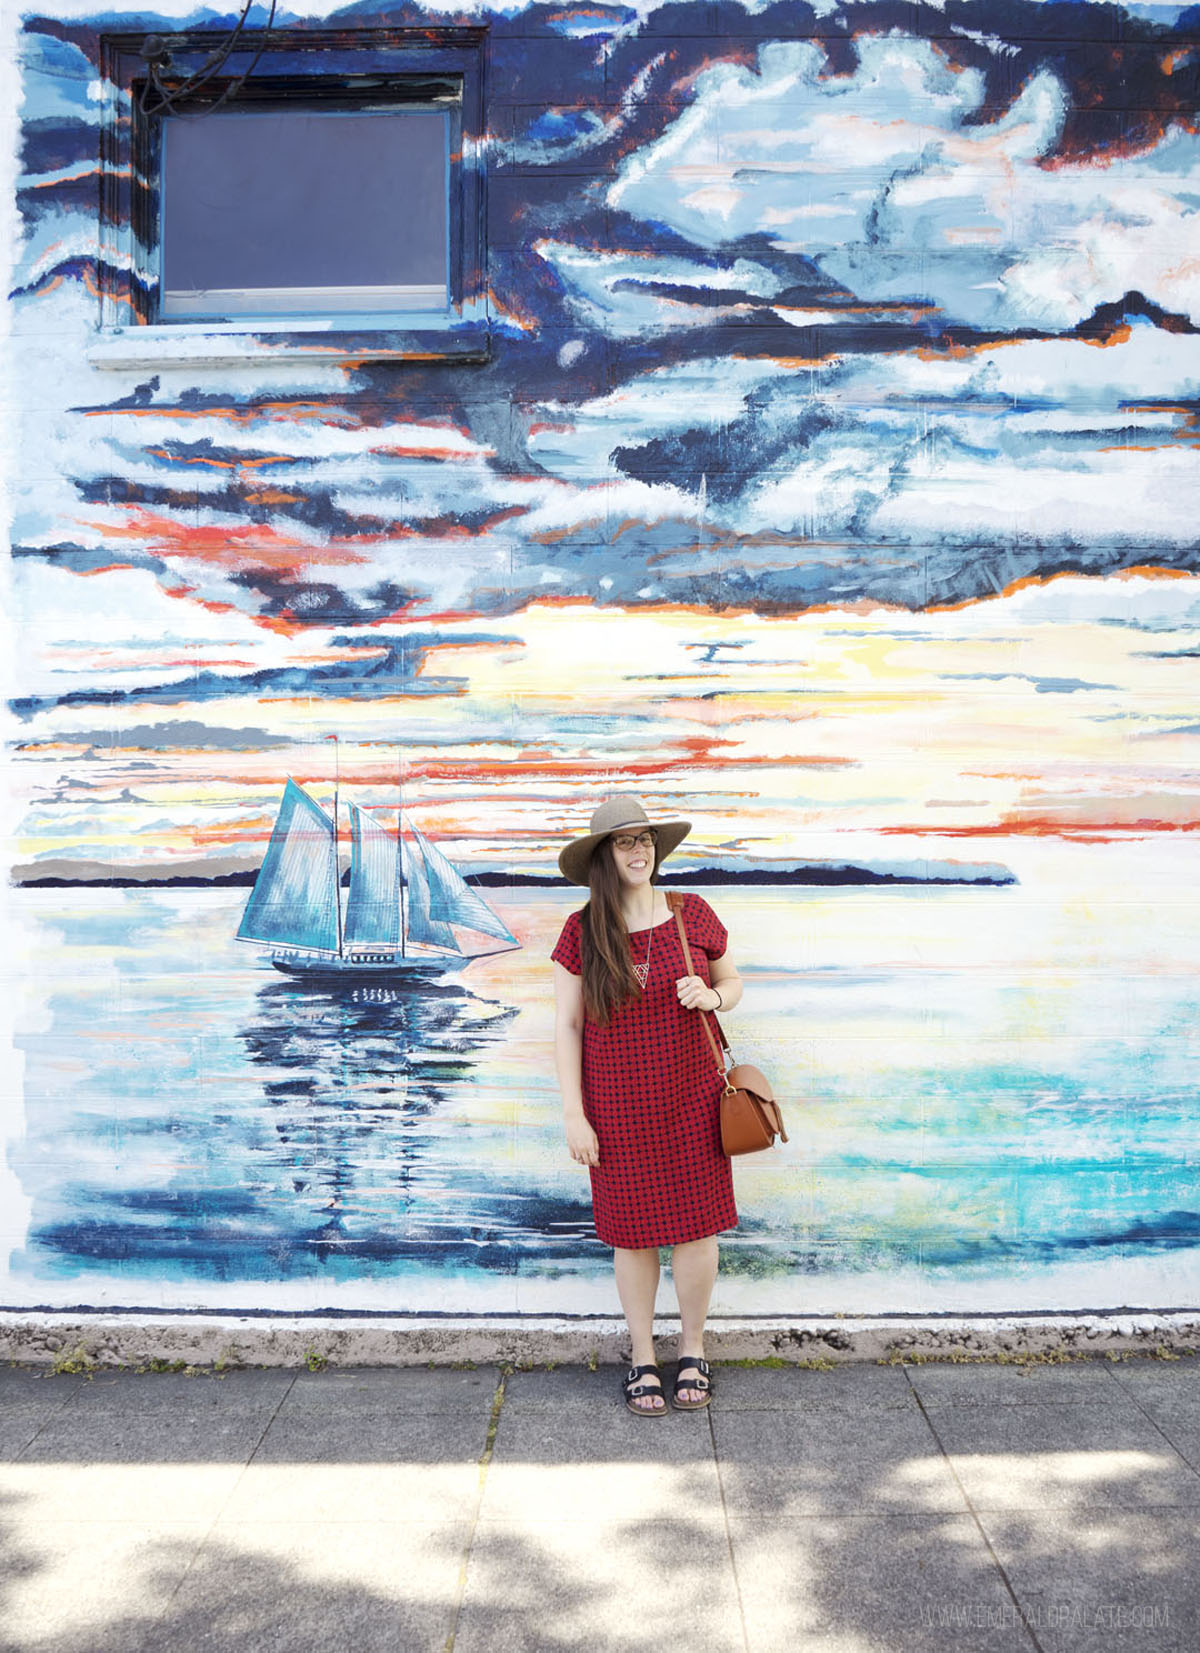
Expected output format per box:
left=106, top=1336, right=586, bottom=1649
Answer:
left=558, top=794, right=691, bottom=887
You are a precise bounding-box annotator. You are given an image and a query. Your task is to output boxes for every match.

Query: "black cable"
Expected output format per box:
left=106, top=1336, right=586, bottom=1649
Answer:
left=137, top=0, right=275, bottom=121
left=194, top=0, right=278, bottom=117
left=142, top=7, right=253, bottom=112
left=139, top=16, right=244, bottom=118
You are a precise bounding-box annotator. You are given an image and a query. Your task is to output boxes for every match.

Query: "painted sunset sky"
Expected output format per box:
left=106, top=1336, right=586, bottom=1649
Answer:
left=7, top=1, right=1200, bottom=879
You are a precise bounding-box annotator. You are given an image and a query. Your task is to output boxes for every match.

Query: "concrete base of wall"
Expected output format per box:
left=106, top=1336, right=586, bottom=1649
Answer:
left=1, top=1310, right=1197, bottom=1370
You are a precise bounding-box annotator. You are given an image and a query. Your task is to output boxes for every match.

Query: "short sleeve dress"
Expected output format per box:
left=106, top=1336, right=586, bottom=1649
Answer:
left=551, top=892, right=738, bottom=1249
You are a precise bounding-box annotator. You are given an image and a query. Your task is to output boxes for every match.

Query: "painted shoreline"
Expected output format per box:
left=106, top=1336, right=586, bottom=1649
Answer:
left=10, top=862, right=1018, bottom=889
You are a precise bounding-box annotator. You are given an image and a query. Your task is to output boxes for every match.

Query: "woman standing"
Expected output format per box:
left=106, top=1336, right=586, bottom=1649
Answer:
left=551, top=796, right=743, bottom=1416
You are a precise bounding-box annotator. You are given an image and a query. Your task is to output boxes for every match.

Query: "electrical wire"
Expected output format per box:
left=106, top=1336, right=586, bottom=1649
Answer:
left=138, top=7, right=254, bottom=116
left=195, top=0, right=278, bottom=117
left=137, top=0, right=277, bottom=121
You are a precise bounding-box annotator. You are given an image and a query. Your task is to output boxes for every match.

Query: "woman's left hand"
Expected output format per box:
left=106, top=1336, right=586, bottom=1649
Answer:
left=676, top=974, right=720, bottom=1012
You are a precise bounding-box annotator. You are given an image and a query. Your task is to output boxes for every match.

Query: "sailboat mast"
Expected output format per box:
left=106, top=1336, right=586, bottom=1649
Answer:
left=397, top=755, right=406, bottom=959
left=329, top=734, right=345, bottom=959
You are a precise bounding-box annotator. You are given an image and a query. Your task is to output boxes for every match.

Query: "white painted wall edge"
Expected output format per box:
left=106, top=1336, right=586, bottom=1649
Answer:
left=1, top=1311, right=1197, bottom=1369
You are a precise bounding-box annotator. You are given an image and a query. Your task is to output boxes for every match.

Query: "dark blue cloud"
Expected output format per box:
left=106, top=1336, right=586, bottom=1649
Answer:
left=9, top=631, right=509, bottom=720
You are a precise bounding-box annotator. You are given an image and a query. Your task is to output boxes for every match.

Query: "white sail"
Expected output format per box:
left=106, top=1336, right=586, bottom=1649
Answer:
left=237, top=779, right=339, bottom=953
left=343, top=804, right=401, bottom=949
left=412, top=825, right=519, bottom=946
left=402, top=834, right=459, bottom=952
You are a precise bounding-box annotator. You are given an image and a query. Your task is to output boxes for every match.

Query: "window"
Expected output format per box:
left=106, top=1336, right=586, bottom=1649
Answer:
left=161, top=104, right=450, bottom=319
left=96, top=28, right=487, bottom=365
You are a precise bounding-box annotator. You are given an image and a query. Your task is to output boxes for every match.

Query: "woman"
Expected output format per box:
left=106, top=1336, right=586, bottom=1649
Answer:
left=551, top=795, right=743, bottom=1416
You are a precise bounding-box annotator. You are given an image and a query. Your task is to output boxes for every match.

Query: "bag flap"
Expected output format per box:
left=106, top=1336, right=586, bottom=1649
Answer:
left=725, top=1062, right=774, bottom=1103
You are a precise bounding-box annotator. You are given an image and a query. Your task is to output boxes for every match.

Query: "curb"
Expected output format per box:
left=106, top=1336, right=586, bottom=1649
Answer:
left=2, top=1310, right=1198, bottom=1370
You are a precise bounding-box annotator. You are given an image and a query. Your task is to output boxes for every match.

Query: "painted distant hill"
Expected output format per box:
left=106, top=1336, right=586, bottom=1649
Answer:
left=487, top=863, right=1018, bottom=888
left=13, top=858, right=1017, bottom=889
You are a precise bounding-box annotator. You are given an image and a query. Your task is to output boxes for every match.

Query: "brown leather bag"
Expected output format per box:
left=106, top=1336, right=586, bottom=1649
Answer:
left=666, top=892, right=787, bottom=1157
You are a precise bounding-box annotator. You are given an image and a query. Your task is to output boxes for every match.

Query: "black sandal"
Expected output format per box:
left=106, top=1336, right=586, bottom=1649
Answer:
left=622, top=1363, right=667, bottom=1418
left=672, top=1356, right=713, bottom=1411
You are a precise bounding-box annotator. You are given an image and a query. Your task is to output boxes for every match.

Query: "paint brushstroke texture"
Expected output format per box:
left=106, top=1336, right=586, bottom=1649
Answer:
left=12, top=9, right=1200, bottom=630
left=6, top=0, right=1200, bottom=1314
left=6, top=0, right=1200, bottom=874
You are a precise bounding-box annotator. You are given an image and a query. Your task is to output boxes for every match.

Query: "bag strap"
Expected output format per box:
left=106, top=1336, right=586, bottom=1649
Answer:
left=666, top=891, right=729, bottom=1085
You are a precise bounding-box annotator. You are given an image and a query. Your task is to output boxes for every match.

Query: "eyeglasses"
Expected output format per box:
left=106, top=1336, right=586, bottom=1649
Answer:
left=611, top=832, right=657, bottom=852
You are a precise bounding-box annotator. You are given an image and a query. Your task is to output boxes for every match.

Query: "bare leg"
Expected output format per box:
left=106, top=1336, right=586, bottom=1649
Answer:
left=613, top=1245, right=664, bottom=1413
left=672, top=1235, right=719, bottom=1404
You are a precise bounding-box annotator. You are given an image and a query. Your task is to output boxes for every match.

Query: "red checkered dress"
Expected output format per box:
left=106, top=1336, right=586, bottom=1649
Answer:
left=551, top=892, right=738, bottom=1249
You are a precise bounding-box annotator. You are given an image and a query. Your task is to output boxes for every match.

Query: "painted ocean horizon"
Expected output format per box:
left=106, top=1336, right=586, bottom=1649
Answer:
left=6, top=837, right=1198, bottom=1317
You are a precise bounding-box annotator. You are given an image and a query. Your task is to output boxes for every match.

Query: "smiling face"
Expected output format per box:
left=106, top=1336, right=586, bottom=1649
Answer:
left=607, top=828, right=658, bottom=890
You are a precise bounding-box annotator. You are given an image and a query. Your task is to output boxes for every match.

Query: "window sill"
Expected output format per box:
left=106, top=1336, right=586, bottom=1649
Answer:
left=87, top=316, right=491, bottom=369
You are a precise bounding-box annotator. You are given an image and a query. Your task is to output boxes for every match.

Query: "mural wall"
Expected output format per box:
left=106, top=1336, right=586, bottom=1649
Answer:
left=5, top=0, right=1199, bottom=1316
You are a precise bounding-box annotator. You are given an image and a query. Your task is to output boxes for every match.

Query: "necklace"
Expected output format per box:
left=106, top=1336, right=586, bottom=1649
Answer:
left=632, top=924, right=654, bottom=989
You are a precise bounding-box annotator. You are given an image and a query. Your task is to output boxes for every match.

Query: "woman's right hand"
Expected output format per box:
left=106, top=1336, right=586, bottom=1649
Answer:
left=565, top=1115, right=600, bottom=1168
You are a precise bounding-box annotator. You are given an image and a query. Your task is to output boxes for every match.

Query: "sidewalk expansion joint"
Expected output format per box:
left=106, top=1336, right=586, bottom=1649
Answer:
left=904, top=1371, right=1048, bottom=1653
left=442, top=1364, right=509, bottom=1653
left=708, top=1405, right=752, bottom=1653
left=1112, top=1371, right=1200, bottom=1481
left=159, top=1369, right=301, bottom=1620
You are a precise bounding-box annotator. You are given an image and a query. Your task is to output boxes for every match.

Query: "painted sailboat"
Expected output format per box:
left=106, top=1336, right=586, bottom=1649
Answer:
left=236, top=778, right=519, bottom=980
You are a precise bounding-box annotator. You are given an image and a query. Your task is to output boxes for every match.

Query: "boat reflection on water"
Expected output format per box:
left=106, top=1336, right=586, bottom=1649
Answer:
left=241, top=974, right=517, bottom=1227
left=232, top=975, right=595, bottom=1277
left=242, top=973, right=517, bottom=1124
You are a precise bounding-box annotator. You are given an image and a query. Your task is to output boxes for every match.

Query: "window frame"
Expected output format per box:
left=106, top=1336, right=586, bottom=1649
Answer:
left=95, top=27, right=488, bottom=367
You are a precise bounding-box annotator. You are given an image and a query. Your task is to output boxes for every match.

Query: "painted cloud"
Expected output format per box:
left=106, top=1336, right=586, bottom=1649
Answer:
left=8, top=0, right=1200, bottom=745
left=604, top=36, right=1200, bottom=331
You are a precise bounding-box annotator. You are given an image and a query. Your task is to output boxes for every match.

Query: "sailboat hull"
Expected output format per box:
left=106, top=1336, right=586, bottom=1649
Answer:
left=270, top=952, right=468, bottom=984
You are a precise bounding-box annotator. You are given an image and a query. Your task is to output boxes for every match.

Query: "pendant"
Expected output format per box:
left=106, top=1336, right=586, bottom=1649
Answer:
left=632, top=923, right=653, bottom=989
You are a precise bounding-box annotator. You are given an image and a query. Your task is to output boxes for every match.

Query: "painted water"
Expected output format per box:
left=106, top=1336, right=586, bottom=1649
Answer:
left=5, top=843, right=1199, bottom=1315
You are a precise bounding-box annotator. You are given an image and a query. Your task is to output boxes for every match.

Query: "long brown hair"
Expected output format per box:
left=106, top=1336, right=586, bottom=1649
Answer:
left=579, top=834, right=657, bottom=1025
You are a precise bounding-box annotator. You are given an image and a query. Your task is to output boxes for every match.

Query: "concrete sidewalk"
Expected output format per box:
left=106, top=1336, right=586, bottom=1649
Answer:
left=0, top=1354, right=1196, bottom=1652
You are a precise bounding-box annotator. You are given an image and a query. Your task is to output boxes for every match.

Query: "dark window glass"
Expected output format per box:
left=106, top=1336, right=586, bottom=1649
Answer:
left=160, top=107, right=449, bottom=318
